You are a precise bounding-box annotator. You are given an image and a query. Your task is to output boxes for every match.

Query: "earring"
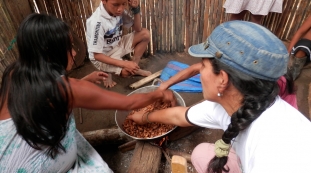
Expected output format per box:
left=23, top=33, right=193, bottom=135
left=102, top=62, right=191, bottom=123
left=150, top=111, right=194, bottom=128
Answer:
left=217, top=92, right=223, bottom=97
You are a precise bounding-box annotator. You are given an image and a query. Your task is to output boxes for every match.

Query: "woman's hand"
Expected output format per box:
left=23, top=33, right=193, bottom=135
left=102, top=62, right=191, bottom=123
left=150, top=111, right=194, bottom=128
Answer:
left=128, top=0, right=139, bottom=8
left=81, top=71, right=108, bottom=84
left=127, top=109, right=148, bottom=125
left=161, top=90, right=177, bottom=107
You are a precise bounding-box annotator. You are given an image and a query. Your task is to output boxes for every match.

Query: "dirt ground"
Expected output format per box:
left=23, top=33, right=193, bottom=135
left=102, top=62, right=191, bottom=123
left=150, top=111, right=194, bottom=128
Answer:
left=68, top=51, right=311, bottom=173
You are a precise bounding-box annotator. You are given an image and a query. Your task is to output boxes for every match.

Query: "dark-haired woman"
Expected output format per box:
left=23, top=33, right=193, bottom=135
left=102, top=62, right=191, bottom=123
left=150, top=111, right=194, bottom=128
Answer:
left=128, top=21, right=311, bottom=173
left=0, top=13, right=175, bottom=172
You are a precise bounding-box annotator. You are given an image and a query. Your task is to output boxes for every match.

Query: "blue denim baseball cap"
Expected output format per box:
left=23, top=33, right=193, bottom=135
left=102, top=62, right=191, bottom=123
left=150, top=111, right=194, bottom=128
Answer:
left=188, top=21, right=288, bottom=81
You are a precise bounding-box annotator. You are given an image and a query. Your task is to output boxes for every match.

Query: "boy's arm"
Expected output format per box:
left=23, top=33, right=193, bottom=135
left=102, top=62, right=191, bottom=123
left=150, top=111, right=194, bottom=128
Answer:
left=288, top=15, right=311, bottom=53
left=158, top=63, right=202, bottom=90
left=128, top=0, right=142, bottom=32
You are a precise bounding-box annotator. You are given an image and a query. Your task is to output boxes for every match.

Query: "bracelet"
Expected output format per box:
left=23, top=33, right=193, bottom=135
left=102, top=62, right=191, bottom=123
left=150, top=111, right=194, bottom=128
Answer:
left=142, top=111, right=151, bottom=123
left=146, top=112, right=151, bottom=123
left=131, top=5, right=140, bottom=15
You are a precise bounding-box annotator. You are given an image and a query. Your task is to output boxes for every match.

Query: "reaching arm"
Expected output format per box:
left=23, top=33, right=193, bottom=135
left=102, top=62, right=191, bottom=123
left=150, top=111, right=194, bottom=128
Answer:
left=128, top=0, right=142, bottom=32
left=68, top=78, right=176, bottom=110
left=127, top=106, right=193, bottom=127
left=288, top=15, right=311, bottom=53
left=158, top=63, right=201, bottom=90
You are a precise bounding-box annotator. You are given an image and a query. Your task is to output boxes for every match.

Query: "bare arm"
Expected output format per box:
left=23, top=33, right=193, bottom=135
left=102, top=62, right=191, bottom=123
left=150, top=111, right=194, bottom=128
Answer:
left=68, top=78, right=176, bottom=110
left=158, top=63, right=201, bottom=90
left=127, top=106, right=193, bottom=127
left=128, top=0, right=142, bottom=32
left=288, top=15, right=311, bottom=53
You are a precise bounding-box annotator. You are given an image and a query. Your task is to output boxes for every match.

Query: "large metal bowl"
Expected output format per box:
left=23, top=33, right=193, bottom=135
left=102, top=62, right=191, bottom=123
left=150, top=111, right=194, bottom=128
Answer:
left=115, top=81, right=186, bottom=140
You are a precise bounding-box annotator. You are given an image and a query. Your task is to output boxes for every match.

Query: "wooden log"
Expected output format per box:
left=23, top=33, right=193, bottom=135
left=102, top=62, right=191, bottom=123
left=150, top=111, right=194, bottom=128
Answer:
left=171, top=155, right=188, bottom=173
left=127, top=141, right=162, bottom=173
left=129, top=70, right=162, bottom=89
left=118, top=140, right=137, bottom=153
left=82, top=128, right=131, bottom=146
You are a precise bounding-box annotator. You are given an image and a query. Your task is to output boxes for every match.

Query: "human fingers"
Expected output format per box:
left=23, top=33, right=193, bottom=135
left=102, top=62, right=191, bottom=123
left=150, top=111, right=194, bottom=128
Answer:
left=127, top=110, right=147, bottom=125
left=163, top=90, right=177, bottom=107
left=98, top=71, right=109, bottom=78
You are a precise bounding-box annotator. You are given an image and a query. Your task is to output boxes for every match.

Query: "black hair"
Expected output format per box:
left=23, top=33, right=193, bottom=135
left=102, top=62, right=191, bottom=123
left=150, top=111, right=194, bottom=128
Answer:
left=206, top=58, right=279, bottom=173
left=0, top=13, right=73, bottom=159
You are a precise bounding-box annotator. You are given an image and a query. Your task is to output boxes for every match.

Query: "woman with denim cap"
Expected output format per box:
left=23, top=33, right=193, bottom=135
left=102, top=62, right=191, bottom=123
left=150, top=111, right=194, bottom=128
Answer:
left=128, top=21, right=311, bottom=173
left=0, top=13, right=175, bottom=172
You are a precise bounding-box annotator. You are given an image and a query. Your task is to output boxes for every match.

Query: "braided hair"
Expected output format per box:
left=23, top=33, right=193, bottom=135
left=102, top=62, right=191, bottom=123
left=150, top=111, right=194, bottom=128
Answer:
left=207, top=58, right=279, bottom=173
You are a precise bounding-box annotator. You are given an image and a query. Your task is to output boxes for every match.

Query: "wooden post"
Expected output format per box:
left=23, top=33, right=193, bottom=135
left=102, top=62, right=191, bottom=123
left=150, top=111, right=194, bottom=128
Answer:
left=127, top=141, right=162, bottom=173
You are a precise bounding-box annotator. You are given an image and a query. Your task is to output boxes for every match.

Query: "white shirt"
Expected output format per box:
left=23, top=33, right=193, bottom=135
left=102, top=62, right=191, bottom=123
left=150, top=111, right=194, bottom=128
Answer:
left=187, top=96, right=311, bottom=173
left=86, top=2, right=133, bottom=60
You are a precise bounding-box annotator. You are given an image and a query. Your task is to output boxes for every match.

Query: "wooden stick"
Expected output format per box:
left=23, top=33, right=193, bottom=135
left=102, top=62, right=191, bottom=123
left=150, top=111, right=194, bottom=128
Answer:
left=129, top=70, right=162, bottom=89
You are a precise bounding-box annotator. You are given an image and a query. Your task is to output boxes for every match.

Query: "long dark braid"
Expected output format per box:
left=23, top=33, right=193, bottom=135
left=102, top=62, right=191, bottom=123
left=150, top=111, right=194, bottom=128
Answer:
left=207, top=59, right=279, bottom=173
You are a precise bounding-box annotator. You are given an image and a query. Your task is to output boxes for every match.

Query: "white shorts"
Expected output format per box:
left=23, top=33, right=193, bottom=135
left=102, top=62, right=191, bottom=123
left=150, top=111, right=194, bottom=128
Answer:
left=91, top=32, right=135, bottom=75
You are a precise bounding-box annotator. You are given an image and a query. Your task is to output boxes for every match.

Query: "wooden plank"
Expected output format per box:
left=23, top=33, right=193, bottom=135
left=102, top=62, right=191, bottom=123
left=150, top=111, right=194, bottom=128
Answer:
left=83, top=0, right=92, bottom=18
left=171, top=0, right=176, bottom=52
left=145, top=0, right=151, bottom=55
left=203, top=0, right=209, bottom=40
left=189, top=0, right=194, bottom=45
left=129, top=70, right=162, bottom=89
left=77, top=0, right=87, bottom=42
left=34, top=0, right=47, bottom=13
left=150, top=0, right=156, bottom=54
left=4, top=0, right=33, bottom=29
left=141, top=0, right=146, bottom=29
left=185, top=0, right=190, bottom=51
left=127, top=141, right=162, bottom=173
left=164, top=0, right=168, bottom=52
left=198, top=0, right=205, bottom=42
left=58, top=0, right=68, bottom=21
left=181, top=0, right=185, bottom=52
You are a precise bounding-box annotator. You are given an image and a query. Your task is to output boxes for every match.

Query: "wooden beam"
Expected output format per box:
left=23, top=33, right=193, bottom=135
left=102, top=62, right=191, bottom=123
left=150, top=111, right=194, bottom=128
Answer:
left=129, top=70, right=162, bottom=89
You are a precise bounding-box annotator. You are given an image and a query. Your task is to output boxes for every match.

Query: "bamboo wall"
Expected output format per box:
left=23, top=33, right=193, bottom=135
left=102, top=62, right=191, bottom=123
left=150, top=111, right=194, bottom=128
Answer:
left=1, top=0, right=311, bottom=78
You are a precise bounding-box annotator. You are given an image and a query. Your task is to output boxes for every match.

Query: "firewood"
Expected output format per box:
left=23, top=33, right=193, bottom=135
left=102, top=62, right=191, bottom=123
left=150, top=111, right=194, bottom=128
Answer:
left=82, top=128, right=130, bottom=146
left=118, top=140, right=137, bottom=153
